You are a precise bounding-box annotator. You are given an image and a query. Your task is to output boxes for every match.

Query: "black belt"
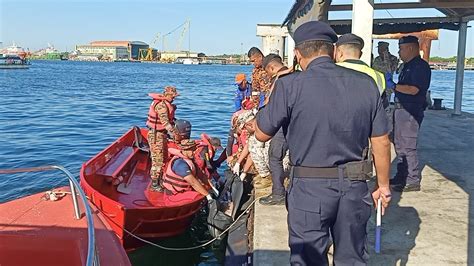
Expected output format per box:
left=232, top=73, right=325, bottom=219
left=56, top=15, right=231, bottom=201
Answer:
left=292, top=160, right=373, bottom=181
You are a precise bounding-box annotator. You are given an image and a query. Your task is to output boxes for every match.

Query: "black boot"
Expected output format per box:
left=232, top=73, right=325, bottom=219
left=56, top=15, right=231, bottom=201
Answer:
left=150, top=179, right=163, bottom=192
left=259, top=194, right=285, bottom=205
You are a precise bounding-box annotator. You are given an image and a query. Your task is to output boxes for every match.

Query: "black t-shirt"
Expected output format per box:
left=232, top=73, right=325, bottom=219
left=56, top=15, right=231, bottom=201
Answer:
left=396, top=56, right=431, bottom=114
left=257, top=56, right=389, bottom=167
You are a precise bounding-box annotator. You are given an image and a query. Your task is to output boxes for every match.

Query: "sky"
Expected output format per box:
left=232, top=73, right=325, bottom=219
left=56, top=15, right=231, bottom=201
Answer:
left=1, top=0, right=473, bottom=57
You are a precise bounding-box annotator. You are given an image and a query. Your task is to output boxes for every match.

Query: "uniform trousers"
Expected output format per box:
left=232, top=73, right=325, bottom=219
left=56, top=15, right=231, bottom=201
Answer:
left=147, top=130, right=167, bottom=180
left=248, top=134, right=270, bottom=177
left=269, top=130, right=289, bottom=196
left=287, top=177, right=372, bottom=266
left=393, top=108, right=423, bottom=185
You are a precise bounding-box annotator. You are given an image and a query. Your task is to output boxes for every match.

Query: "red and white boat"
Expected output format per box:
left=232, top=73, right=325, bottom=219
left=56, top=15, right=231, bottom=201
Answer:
left=80, top=127, right=209, bottom=250
left=0, top=166, right=131, bottom=266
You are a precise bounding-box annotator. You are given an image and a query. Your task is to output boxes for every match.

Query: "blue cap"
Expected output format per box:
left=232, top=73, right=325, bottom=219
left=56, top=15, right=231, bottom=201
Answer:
left=399, top=35, right=419, bottom=45
left=336, top=33, right=364, bottom=49
left=175, top=119, right=192, bottom=139
left=293, top=21, right=338, bottom=46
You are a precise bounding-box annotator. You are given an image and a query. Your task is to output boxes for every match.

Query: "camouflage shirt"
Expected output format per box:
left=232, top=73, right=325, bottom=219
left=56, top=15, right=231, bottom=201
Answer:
left=155, top=101, right=178, bottom=134
left=251, top=66, right=270, bottom=94
left=372, top=54, right=399, bottom=74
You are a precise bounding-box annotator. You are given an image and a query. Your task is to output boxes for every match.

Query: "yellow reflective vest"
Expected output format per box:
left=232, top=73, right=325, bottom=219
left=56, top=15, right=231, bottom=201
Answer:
left=337, top=60, right=386, bottom=94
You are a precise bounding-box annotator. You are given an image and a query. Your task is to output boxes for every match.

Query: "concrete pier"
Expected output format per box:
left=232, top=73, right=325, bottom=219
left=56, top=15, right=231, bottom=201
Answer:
left=252, top=109, right=474, bottom=265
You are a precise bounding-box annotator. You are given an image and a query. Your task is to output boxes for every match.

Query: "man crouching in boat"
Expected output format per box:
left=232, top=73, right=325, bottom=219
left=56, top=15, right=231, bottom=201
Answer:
left=146, top=86, right=180, bottom=192
left=162, top=121, right=213, bottom=200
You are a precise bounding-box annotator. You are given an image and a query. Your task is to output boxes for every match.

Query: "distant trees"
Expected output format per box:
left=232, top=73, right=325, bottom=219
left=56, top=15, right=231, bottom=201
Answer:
left=430, top=56, right=474, bottom=64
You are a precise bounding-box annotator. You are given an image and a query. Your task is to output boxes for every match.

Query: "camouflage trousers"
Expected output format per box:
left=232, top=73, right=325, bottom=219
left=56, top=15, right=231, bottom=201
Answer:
left=248, top=134, right=270, bottom=177
left=147, top=130, right=167, bottom=180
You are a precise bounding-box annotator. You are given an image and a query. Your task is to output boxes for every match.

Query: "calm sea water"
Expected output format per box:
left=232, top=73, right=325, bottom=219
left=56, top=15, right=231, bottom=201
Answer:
left=1, top=61, right=473, bottom=265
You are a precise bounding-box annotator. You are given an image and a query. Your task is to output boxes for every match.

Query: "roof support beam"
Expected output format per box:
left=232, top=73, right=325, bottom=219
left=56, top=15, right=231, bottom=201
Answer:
left=331, top=16, right=460, bottom=25
left=453, top=20, right=468, bottom=116
left=330, top=2, right=474, bottom=11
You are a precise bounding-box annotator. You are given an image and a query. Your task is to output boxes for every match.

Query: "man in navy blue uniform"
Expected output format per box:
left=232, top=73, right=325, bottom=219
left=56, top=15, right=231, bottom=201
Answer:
left=390, top=35, right=431, bottom=192
left=254, top=21, right=392, bottom=265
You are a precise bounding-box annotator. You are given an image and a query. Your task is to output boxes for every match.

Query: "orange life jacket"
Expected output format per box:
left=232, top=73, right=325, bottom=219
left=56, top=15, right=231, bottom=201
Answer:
left=162, top=148, right=196, bottom=194
left=146, top=93, right=176, bottom=131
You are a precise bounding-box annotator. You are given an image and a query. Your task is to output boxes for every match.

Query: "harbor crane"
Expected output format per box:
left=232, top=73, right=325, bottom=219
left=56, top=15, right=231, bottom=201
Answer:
left=162, top=19, right=190, bottom=52
left=139, top=33, right=160, bottom=61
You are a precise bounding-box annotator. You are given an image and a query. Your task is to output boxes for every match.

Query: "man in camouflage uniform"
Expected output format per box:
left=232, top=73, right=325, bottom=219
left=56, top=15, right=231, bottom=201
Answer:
left=373, top=41, right=399, bottom=101
left=248, top=47, right=271, bottom=96
left=147, top=86, right=179, bottom=192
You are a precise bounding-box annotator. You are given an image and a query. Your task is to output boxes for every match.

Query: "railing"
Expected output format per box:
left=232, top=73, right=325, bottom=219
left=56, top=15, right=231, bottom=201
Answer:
left=0, top=165, right=99, bottom=266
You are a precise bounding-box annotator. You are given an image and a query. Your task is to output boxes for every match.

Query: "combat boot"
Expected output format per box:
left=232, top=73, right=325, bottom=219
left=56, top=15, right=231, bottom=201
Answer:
left=150, top=178, right=163, bottom=192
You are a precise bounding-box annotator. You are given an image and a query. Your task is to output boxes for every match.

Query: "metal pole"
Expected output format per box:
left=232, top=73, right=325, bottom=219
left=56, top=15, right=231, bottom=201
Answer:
left=453, top=20, right=468, bottom=116
left=69, top=179, right=81, bottom=219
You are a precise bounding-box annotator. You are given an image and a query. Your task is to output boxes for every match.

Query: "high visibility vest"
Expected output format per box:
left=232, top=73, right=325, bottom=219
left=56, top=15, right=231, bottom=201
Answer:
left=337, top=61, right=386, bottom=94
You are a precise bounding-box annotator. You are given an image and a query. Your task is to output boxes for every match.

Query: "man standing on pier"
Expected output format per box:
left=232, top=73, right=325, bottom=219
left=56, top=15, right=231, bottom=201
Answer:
left=335, top=33, right=388, bottom=107
left=373, top=41, right=399, bottom=102
left=391, top=36, right=431, bottom=192
left=248, top=47, right=270, bottom=96
left=259, top=53, right=292, bottom=205
left=254, top=21, right=392, bottom=265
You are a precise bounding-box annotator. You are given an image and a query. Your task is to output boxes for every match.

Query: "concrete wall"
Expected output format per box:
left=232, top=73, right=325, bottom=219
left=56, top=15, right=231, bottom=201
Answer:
left=256, top=24, right=289, bottom=60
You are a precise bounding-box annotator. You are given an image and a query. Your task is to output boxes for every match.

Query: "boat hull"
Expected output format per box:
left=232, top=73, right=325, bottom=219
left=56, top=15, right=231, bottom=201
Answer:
left=80, top=127, right=205, bottom=250
left=0, top=187, right=131, bottom=266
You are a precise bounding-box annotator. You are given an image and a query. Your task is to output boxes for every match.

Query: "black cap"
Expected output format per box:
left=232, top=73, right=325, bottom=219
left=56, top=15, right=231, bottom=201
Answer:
left=336, top=33, right=364, bottom=49
left=399, top=35, right=419, bottom=45
left=262, top=53, right=282, bottom=69
left=174, top=119, right=192, bottom=139
left=293, top=21, right=338, bottom=46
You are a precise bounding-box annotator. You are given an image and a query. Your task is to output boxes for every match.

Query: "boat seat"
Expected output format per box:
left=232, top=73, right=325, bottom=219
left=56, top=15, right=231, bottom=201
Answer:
left=96, top=146, right=138, bottom=179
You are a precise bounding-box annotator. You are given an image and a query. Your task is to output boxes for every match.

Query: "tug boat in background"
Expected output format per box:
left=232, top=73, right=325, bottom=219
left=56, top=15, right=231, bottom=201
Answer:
left=0, top=43, right=31, bottom=69
left=0, top=55, right=30, bottom=69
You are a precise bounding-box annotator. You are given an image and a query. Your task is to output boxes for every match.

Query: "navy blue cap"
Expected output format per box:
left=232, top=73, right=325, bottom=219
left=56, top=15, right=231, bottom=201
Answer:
left=335, top=33, right=364, bottom=49
left=175, top=119, right=192, bottom=139
left=399, top=35, right=419, bottom=45
left=262, top=53, right=282, bottom=69
left=293, top=21, right=338, bottom=45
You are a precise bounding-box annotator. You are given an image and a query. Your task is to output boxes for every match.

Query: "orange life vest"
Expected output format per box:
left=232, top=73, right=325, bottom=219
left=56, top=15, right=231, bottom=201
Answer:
left=162, top=148, right=196, bottom=194
left=146, top=93, right=176, bottom=131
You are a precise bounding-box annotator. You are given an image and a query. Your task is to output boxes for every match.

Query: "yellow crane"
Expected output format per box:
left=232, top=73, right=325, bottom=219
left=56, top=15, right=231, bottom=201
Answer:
left=139, top=33, right=160, bottom=61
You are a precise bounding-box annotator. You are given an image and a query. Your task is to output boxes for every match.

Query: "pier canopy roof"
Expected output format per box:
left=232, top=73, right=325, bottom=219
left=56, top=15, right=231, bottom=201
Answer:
left=328, top=0, right=474, bottom=35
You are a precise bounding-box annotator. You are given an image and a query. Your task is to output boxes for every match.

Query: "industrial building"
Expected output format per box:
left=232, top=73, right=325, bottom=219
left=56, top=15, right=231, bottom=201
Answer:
left=74, top=41, right=151, bottom=61
left=159, top=51, right=198, bottom=62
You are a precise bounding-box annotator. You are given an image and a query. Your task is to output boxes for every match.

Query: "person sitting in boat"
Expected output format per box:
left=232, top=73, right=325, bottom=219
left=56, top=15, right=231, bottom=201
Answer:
left=146, top=86, right=180, bottom=192
left=162, top=138, right=213, bottom=201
